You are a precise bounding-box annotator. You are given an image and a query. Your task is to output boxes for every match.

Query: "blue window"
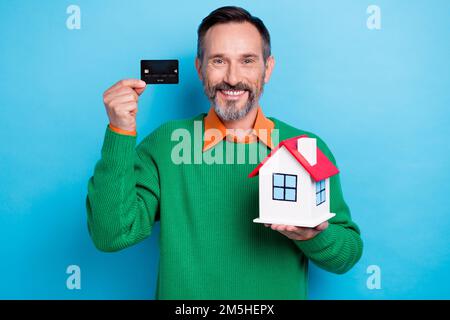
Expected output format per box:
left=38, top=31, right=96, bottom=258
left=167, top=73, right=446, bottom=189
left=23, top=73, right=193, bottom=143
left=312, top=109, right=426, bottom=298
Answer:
left=272, top=173, right=297, bottom=202
left=316, top=179, right=326, bottom=205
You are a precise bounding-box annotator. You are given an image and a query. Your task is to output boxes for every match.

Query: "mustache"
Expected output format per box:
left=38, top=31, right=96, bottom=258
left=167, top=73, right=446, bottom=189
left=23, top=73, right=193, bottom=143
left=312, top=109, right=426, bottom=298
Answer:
left=212, top=82, right=252, bottom=92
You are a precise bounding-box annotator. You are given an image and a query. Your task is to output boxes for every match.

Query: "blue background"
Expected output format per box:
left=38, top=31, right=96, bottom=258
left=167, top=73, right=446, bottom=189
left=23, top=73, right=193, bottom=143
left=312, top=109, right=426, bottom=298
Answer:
left=0, top=0, right=449, bottom=299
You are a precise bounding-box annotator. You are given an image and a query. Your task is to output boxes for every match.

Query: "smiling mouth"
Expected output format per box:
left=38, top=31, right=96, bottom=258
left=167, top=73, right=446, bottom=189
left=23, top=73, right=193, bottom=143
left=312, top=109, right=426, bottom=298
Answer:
left=218, top=90, right=248, bottom=99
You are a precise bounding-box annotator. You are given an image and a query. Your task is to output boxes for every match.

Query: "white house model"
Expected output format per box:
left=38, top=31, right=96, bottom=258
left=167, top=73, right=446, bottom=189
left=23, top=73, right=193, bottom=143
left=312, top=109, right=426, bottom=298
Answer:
left=248, top=135, right=340, bottom=228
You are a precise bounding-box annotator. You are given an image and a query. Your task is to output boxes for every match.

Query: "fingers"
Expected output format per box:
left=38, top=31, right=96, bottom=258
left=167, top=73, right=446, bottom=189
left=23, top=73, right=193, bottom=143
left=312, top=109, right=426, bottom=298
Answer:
left=106, top=79, right=146, bottom=95
left=104, top=91, right=138, bottom=106
left=268, top=223, right=328, bottom=232
left=110, top=101, right=137, bottom=113
left=267, top=223, right=326, bottom=241
left=102, top=79, right=145, bottom=133
left=134, top=85, right=147, bottom=96
left=269, top=224, right=299, bottom=232
left=315, top=221, right=329, bottom=231
left=274, top=229, right=306, bottom=241
left=106, top=84, right=146, bottom=99
left=107, top=85, right=138, bottom=97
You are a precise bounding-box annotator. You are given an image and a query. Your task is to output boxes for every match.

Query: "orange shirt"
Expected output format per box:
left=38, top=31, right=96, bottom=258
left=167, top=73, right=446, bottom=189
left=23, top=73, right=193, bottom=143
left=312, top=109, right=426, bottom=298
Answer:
left=108, top=124, right=137, bottom=136
left=202, top=107, right=274, bottom=151
left=108, top=106, right=274, bottom=151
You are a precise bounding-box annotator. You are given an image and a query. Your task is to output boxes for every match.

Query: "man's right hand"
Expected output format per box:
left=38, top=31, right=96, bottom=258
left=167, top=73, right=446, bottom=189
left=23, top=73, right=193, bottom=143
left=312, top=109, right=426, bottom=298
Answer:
left=103, top=79, right=147, bottom=132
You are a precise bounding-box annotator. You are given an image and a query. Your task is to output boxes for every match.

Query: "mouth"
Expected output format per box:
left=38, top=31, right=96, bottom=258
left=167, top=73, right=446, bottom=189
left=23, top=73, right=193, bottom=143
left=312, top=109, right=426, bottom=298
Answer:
left=218, top=89, right=248, bottom=100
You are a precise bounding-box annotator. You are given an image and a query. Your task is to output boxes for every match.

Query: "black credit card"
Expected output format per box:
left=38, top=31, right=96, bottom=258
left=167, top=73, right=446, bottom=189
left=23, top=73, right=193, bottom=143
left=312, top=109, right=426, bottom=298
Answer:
left=141, top=60, right=179, bottom=84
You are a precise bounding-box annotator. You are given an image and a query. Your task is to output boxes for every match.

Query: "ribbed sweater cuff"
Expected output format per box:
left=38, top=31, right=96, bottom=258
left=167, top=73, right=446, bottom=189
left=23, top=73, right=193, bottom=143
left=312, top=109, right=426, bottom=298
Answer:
left=101, top=125, right=137, bottom=167
left=294, top=223, right=338, bottom=254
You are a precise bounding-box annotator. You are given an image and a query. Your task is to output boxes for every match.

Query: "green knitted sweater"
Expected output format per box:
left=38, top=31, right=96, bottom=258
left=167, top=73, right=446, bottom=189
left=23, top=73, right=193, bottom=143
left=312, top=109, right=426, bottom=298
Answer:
left=86, top=113, right=363, bottom=299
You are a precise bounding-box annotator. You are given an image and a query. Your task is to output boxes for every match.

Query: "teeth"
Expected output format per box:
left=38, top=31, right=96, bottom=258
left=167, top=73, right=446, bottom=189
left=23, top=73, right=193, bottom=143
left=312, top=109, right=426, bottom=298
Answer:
left=222, top=90, right=244, bottom=96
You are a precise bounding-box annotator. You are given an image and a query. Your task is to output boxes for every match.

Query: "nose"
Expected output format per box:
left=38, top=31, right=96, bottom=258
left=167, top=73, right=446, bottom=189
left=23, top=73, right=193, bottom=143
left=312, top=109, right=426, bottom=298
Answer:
left=224, top=62, right=240, bottom=86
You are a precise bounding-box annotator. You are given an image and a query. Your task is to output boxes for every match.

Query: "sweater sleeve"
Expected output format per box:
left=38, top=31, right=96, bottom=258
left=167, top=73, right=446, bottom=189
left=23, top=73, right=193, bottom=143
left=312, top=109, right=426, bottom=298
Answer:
left=85, top=125, right=160, bottom=252
left=293, top=137, right=363, bottom=274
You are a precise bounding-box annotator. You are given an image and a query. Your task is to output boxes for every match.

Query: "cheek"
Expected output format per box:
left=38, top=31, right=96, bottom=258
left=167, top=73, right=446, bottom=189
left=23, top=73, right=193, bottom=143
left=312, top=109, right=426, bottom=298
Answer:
left=249, top=77, right=263, bottom=92
left=245, top=68, right=265, bottom=85
left=205, top=66, right=226, bottom=82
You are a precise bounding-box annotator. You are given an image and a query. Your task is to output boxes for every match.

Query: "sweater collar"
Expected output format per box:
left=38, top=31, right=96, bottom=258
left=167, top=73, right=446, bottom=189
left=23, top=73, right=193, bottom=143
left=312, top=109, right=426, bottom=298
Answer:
left=203, top=106, right=274, bottom=152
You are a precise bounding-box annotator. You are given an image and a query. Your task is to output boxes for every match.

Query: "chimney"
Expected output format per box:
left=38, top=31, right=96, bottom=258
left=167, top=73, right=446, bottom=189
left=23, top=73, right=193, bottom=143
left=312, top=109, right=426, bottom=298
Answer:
left=297, top=137, right=317, bottom=166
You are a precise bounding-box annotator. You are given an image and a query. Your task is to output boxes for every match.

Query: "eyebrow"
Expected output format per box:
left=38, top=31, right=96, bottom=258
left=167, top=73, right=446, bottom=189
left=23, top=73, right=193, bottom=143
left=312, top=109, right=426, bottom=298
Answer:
left=207, top=53, right=260, bottom=60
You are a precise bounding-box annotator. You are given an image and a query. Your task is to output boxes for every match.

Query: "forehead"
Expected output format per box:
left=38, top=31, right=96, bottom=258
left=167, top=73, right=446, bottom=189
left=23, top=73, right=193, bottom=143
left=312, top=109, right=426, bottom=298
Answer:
left=203, top=22, right=263, bottom=57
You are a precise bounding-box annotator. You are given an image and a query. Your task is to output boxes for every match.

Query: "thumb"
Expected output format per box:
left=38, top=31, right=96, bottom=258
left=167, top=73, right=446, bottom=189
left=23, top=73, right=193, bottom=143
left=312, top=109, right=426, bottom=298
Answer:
left=134, top=82, right=147, bottom=96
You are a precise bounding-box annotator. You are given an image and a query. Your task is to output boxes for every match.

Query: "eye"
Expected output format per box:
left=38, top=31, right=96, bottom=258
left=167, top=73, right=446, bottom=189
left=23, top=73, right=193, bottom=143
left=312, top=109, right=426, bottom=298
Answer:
left=243, top=58, right=254, bottom=64
left=212, top=58, right=224, bottom=64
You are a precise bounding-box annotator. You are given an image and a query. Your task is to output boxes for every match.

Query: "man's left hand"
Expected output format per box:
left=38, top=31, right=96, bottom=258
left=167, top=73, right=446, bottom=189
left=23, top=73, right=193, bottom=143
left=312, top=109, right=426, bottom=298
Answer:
left=264, top=221, right=329, bottom=241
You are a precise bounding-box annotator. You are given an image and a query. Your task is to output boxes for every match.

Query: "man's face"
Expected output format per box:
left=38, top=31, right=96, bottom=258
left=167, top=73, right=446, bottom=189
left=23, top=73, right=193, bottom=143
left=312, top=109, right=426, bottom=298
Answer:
left=196, top=22, right=274, bottom=121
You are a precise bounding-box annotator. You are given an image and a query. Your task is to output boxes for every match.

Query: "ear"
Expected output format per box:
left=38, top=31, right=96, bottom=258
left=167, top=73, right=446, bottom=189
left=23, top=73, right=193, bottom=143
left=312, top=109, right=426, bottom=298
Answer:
left=263, top=55, right=275, bottom=84
left=195, top=57, right=203, bottom=81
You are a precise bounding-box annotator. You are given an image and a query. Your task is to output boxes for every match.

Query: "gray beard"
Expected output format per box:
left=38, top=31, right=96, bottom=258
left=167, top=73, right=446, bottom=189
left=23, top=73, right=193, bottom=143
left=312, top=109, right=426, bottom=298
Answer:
left=213, top=96, right=257, bottom=121
left=202, top=68, right=265, bottom=121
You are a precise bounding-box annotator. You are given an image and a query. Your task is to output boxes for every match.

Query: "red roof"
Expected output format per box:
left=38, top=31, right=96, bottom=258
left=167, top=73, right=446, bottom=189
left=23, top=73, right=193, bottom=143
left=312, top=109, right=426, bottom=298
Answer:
left=248, top=135, right=339, bottom=181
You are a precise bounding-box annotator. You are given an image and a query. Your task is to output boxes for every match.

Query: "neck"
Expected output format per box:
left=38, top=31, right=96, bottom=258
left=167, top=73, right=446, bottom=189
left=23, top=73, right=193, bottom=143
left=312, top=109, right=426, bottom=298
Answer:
left=221, top=105, right=259, bottom=131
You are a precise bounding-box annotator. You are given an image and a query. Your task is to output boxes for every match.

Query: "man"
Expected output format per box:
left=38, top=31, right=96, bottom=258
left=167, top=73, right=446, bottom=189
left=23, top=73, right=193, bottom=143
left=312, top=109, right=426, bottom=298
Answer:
left=86, top=6, right=363, bottom=299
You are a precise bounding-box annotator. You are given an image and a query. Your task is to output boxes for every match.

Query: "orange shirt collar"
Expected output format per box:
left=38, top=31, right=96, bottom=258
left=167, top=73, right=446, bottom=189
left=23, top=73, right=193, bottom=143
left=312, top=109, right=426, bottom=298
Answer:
left=203, top=106, right=274, bottom=152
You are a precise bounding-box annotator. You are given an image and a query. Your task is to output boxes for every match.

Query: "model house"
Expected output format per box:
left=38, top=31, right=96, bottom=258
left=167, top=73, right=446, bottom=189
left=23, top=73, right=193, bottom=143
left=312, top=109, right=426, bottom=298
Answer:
left=249, top=135, right=340, bottom=227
